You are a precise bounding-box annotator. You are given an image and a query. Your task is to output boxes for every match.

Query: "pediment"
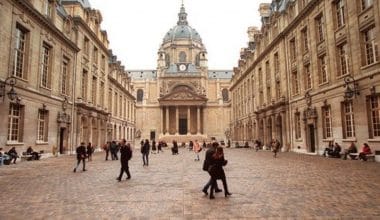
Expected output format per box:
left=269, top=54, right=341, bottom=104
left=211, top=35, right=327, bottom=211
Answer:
left=159, top=89, right=207, bottom=105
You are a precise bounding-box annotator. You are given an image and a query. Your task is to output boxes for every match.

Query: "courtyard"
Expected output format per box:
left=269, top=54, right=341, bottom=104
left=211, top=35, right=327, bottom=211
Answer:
left=0, top=147, right=379, bottom=219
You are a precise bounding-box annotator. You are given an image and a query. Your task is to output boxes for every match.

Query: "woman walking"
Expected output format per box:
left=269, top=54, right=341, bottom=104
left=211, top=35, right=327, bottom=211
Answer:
left=208, top=146, right=231, bottom=199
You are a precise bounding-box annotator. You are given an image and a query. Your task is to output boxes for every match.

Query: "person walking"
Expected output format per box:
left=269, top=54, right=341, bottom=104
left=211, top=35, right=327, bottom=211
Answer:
left=202, top=142, right=222, bottom=196
left=116, top=139, right=132, bottom=181
left=141, top=139, right=150, bottom=166
left=208, top=146, right=231, bottom=199
left=87, top=142, right=94, bottom=161
left=271, top=139, right=280, bottom=158
left=157, top=141, right=163, bottom=153
left=103, top=142, right=110, bottom=160
left=151, top=140, right=157, bottom=154
left=193, top=140, right=201, bottom=161
left=73, top=142, right=87, bottom=172
left=110, top=141, right=118, bottom=160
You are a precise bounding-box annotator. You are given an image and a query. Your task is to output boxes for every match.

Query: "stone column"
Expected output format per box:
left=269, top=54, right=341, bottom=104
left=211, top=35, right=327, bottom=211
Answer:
left=187, top=106, right=191, bottom=134
left=161, top=107, right=164, bottom=135
left=166, top=107, right=169, bottom=134
left=197, top=106, right=201, bottom=134
left=176, top=106, right=179, bottom=134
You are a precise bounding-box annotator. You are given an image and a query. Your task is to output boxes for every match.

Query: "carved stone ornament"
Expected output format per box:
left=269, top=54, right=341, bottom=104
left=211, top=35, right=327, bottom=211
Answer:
left=135, top=129, right=141, bottom=138
left=303, top=107, right=317, bottom=119
left=57, top=111, right=71, bottom=124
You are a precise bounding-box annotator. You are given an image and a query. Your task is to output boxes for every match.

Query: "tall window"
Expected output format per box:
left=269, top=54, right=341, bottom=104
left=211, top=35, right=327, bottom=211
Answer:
left=301, top=28, right=309, bottom=53
left=290, top=38, right=297, bottom=61
left=40, top=43, right=51, bottom=88
left=343, top=101, right=355, bottom=138
left=100, top=82, right=104, bottom=108
left=335, top=0, right=345, bottom=28
left=7, top=104, right=23, bottom=142
left=91, top=77, right=97, bottom=105
left=137, top=89, right=144, bottom=102
left=44, top=0, right=54, bottom=18
left=361, top=0, right=373, bottom=10
left=81, top=70, right=88, bottom=100
left=276, top=81, right=281, bottom=100
left=222, top=89, right=229, bottom=102
left=13, top=24, right=28, bottom=79
left=322, top=106, right=332, bottom=138
left=83, top=37, right=89, bottom=56
left=318, top=55, right=328, bottom=84
left=114, top=92, right=118, bottom=116
left=101, top=54, right=106, bottom=71
left=337, top=43, right=349, bottom=77
left=37, top=109, right=48, bottom=142
left=274, top=53, right=279, bottom=74
left=61, top=57, right=69, bottom=95
left=295, top=112, right=301, bottom=139
left=179, top=51, right=187, bottom=62
left=315, top=14, right=325, bottom=43
left=304, top=65, right=312, bottom=90
left=93, top=47, right=98, bottom=65
left=108, top=88, right=112, bottom=112
left=119, top=95, right=122, bottom=117
left=369, top=95, right=380, bottom=137
left=363, top=27, right=378, bottom=66
left=292, top=71, right=300, bottom=95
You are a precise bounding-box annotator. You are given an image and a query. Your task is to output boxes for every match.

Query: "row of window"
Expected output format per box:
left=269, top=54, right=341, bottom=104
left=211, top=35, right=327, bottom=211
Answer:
left=13, top=24, right=71, bottom=95
left=293, top=95, right=380, bottom=140
left=8, top=104, right=48, bottom=142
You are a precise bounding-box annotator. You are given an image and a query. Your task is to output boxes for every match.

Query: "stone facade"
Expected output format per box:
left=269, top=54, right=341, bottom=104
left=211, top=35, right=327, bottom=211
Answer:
left=230, top=0, right=380, bottom=154
left=129, top=4, right=232, bottom=144
left=0, top=0, right=135, bottom=155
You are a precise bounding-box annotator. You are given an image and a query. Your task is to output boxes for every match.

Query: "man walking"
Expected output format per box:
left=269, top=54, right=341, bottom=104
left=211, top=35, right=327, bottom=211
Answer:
left=202, top=142, right=222, bottom=195
left=141, top=139, right=150, bottom=166
left=73, top=142, right=87, bottom=172
left=116, top=139, right=132, bottom=181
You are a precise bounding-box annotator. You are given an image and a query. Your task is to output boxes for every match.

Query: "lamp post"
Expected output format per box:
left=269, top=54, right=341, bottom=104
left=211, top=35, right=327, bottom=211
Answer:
left=0, top=77, right=19, bottom=102
left=343, top=76, right=360, bottom=99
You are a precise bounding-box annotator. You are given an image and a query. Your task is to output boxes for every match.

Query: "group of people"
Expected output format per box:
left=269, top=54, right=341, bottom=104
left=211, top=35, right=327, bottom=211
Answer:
left=323, top=142, right=374, bottom=161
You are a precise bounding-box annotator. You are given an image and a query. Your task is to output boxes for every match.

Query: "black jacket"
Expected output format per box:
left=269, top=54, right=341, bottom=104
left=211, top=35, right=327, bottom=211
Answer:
left=76, top=145, right=86, bottom=159
left=120, top=145, right=132, bottom=167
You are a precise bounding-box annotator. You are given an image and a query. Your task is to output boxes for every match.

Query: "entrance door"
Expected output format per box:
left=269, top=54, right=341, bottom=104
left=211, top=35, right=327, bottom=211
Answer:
left=179, top=119, right=187, bottom=135
left=59, top=128, right=65, bottom=154
left=150, top=131, right=156, bottom=141
left=308, top=124, right=315, bottom=153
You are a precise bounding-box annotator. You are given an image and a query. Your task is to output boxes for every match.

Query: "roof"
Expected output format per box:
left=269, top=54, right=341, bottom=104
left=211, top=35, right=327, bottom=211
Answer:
left=60, top=0, right=91, bottom=8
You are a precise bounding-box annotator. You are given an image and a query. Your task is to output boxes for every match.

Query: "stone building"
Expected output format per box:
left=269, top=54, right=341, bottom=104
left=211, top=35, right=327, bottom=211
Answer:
left=0, top=0, right=135, bottom=155
left=129, top=4, right=232, bottom=144
left=230, top=0, right=380, bottom=154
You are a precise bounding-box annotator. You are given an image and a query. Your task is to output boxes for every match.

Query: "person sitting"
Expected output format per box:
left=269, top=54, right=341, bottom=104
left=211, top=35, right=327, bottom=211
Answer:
left=7, top=147, right=19, bottom=164
left=322, top=141, right=334, bottom=157
left=359, top=143, right=372, bottom=161
left=343, top=142, right=358, bottom=160
left=328, top=143, right=342, bottom=158
left=26, top=146, right=40, bottom=160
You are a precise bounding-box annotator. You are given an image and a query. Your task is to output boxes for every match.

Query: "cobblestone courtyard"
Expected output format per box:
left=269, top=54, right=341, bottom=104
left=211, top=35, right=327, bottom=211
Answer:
left=0, top=147, right=379, bottom=219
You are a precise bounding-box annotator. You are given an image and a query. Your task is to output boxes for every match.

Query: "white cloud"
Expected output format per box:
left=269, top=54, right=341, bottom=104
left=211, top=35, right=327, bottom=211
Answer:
left=90, top=0, right=271, bottom=69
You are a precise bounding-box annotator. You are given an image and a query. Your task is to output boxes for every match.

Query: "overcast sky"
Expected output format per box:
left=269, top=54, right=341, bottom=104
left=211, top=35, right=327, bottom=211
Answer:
left=90, top=0, right=271, bottom=70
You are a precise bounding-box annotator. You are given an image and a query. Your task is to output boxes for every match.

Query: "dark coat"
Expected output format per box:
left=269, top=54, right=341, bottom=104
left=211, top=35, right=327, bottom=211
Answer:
left=142, top=142, right=150, bottom=154
left=207, top=153, right=227, bottom=180
left=76, top=145, right=86, bottom=160
left=120, top=145, right=132, bottom=167
left=202, top=147, right=216, bottom=171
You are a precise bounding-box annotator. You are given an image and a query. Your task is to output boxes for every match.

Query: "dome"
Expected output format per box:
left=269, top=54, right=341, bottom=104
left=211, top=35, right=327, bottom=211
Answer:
left=163, top=25, right=202, bottom=43
left=162, top=4, right=202, bottom=43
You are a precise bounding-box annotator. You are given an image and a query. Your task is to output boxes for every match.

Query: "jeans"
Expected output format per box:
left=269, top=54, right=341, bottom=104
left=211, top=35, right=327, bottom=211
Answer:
left=142, top=153, right=149, bottom=165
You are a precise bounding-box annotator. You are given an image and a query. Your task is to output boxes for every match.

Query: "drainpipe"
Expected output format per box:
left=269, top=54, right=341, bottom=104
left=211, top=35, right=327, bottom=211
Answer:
left=70, top=52, right=78, bottom=155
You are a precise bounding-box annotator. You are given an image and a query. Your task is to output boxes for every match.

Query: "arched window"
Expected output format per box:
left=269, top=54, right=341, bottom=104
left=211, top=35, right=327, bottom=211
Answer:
left=179, top=51, right=187, bottom=62
left=222, top=88, right=229, bottom=102
left=137, top=89, right=144, bottom=102
left=195, top=54, right=200, bottom=66
left=165, top=53, right=170, bottom=67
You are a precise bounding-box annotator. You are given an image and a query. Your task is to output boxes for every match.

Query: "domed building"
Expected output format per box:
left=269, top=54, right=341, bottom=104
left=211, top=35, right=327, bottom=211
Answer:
left=129, top=4, right=232, bottom=144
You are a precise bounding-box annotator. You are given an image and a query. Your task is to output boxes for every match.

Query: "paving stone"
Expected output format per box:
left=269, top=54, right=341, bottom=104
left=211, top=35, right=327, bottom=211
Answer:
left=0, top=148, right=379, bottom=219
